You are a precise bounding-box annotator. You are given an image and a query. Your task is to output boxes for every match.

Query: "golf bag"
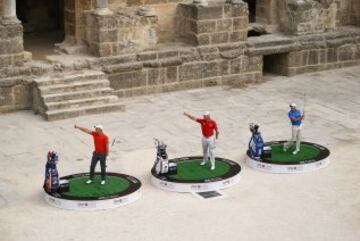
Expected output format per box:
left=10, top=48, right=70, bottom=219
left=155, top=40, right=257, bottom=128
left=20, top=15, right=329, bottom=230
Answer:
left=248, top=132, right=265, bottom=159
left=44, top=150, right=60, bottom=193
left=153, top=139, right=177, bottom=175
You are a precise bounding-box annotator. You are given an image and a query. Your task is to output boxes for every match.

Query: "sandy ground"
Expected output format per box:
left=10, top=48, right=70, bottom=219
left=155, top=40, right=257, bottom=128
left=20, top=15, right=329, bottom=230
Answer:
left=0, top=66, right=359, bottom=241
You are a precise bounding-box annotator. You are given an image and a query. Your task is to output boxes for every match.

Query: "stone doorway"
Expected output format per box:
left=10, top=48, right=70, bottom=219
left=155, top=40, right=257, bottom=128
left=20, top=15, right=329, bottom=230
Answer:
left=263, top=53, right=289, bottom=76
left=17, top=0, right=65, bottom=60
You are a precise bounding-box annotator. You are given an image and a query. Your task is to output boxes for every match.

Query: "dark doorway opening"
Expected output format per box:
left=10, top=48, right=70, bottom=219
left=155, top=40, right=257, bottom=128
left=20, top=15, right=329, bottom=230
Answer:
left=244, top=0, right=256, bottom=23
left=17, top=0, right=65, bottom=60
left=263, top=54, right=289, bottom=76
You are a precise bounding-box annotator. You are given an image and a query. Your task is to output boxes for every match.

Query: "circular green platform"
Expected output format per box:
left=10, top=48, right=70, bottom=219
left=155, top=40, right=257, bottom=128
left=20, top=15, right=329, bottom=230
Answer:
left=169, top=159, right=231, bottom=181
left=63, top=175, right=130, bottom=199
left=269, top=143, right=321, bottom=164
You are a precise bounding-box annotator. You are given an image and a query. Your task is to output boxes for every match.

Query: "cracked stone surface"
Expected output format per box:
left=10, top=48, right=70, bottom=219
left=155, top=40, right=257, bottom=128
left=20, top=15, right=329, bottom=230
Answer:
left=0, top=66, right=359, bottom=241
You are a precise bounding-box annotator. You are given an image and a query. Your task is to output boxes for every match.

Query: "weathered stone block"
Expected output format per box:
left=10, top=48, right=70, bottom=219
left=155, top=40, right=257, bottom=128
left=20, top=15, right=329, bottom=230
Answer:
left=203, top=77, right=220, bottom=87
left=198, top=47, right=219, bottom=61
left=0, top=87, right=12, bottom=106
left=0, top=54, right=12, bottom=67
left=109, top=71, right=147, bottom=89
left=210, top=32, right=229, bottom=45
left=98, top=43, right=112, bottom=57
left=158, top=51, right=178, bottom=59
left=126, top=0, right=143, bottom=6
left=338, top=44, right=356, bottom=61
left=202, top=62, right=219, bottom=78
left=230, top=58, right=241, bottom=74
left=93, top=30, right=118, bottom=43
left=196, top=34, right=210, bottom=45
left=166, top=66, right=178, bottom=83
left=216, top=19, right=232, bottom=32
left=224, top=3, right=248, bottom=18
left=14, top=85, right=31, bottom=106
left=192, top=20, right=217, bottom=34
left=309, top=50, right=319, bottom=65
left=229, top=31, right=247, bottom=42
left=233, top=17, right=248, bottom=31
left=286, top=51, right=302, bottom=67
left=148, top=69, right=161, bottom=85
left=137, top=52, right=157, bottom=61
left=327, top=48, right=338, bottom=63
left=219, top=60, right=230, bottom=75
left=180, top=63, right=203, bottom=81
left=195, top=5, right=223, bottom=20
left=248, top=56, right=262, bottom=72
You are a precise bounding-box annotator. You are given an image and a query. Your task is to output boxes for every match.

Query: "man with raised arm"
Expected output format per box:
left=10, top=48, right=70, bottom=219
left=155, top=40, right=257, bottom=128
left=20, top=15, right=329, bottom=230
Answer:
left=184, top=111, right=219, bottom=170
left=74, top=124, right=109, bottom=185
left=283, top=103, right=305, bottom=155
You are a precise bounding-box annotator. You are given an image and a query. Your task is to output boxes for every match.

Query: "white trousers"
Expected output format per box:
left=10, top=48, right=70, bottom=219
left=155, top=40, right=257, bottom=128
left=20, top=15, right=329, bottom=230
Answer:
left=202, top=136, right=216, bottom=167
left=284, top=125, right=302, bottom=151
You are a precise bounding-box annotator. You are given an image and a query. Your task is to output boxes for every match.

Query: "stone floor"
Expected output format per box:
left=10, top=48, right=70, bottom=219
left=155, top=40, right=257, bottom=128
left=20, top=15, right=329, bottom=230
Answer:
left=0, top=66, right=359, bottom=241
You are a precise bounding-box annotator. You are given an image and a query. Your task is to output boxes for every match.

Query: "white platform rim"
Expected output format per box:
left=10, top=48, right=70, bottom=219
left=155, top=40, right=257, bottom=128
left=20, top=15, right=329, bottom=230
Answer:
left=245, top=156, right=330, bottom=174
left=150, top=171, right=241, bottom=193
left=44, top=189, right=141, bottom=211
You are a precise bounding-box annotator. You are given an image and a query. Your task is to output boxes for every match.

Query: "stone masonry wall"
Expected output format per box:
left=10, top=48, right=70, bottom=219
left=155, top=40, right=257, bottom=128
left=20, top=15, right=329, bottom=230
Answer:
left=102, top=43, right=262, bottom=97
left=265, top=31, right=360, bottom=76
left=101, top=27, right=360, bottom=98
left=278, top=0, right=337, bottom=35
left=83, top=10, right=157, bottom=57
left=178, top=2, right=249, bottom=46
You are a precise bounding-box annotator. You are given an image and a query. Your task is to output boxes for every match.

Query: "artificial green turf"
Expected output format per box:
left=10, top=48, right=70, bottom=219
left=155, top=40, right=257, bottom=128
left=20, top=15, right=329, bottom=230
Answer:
left=169, top=159, right=231, bottom=181
left=269, top=143, right=320, bottom=164
left=63, top=175, right=130, bottom=198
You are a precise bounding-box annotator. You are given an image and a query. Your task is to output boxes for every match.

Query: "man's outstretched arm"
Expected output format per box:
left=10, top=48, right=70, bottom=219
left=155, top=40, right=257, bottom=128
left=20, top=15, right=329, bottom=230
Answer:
left=74, top=125, right=92, bottom=135
left=184, top=112, right=197, bottom=121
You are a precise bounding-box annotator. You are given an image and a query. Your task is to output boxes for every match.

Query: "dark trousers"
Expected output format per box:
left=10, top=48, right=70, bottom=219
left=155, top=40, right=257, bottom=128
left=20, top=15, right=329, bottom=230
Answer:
left=90, top=152, right=107, bottom=181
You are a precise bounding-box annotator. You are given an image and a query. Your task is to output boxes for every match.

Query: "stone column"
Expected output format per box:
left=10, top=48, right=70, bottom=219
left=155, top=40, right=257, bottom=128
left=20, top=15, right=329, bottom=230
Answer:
left=3, top=0, right=20, bottom=23
left=95, top=0, right=112, bottom=15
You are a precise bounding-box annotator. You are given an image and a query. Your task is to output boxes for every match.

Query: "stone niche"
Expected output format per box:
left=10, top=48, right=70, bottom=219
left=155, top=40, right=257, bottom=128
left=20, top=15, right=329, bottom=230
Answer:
left=177, top=2, right=249, bottom=46
left=83, top=9, right=158, bottom=57
left=278, top=0, right=337, bottom=35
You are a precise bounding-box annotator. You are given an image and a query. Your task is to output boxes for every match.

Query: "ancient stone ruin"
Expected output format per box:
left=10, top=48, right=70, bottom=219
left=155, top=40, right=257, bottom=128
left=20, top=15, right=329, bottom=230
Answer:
left=0, top=0, right=359, bottom=120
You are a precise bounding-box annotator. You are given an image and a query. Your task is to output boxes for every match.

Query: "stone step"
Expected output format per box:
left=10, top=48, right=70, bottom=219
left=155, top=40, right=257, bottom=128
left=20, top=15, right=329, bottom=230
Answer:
left=36, top=70, right=106, bottom=87
left=39, top=79, right=110, bottom=95
left=45, top=102, right=125, bottom=121
left=45, top=95, right=119, bottom=111
left=42, top=88, right=113, bottom=103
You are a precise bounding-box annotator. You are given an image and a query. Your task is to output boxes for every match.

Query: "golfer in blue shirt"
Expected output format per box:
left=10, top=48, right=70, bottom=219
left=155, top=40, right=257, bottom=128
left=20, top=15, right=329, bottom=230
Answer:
left=283, top=103, right=305, bottom=155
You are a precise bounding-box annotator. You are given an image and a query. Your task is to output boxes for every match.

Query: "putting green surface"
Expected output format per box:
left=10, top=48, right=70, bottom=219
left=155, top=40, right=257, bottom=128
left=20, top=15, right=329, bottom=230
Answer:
left=269, top=143, right=320, bottom=164
left=63, top=175, right=130, bottom=198
left=169, top=159, right=231, bottom=181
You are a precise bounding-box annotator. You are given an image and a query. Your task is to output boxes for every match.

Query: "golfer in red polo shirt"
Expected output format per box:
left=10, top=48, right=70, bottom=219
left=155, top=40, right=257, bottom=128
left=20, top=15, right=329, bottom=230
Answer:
left=184, top=111, right=219, bottom=170
left=74, top=124, right=109, bottom=185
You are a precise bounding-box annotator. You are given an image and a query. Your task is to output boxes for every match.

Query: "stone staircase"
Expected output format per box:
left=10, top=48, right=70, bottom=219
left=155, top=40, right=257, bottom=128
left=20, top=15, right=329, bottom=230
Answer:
left=33, top=70, right=125, bottom=121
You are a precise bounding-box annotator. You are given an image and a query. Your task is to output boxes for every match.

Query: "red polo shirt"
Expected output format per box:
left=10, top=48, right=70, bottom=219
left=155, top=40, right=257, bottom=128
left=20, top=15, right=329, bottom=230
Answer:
left=196, top=118, right=218, bottom=137
left=92, top=132, right=109, bottom=155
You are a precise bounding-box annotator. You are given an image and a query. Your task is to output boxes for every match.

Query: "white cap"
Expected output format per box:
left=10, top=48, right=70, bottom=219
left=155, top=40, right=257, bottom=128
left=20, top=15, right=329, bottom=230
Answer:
left=204, top=111, right=210, bottom=116
left=94, top=125, right=104, bottom=130
left=289, top=103, right=297, bottom=108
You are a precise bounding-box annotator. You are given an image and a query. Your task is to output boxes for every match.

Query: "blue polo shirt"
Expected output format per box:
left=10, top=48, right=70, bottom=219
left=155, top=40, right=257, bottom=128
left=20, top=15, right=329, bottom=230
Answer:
left=288, top=109, right=302, bottom=126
